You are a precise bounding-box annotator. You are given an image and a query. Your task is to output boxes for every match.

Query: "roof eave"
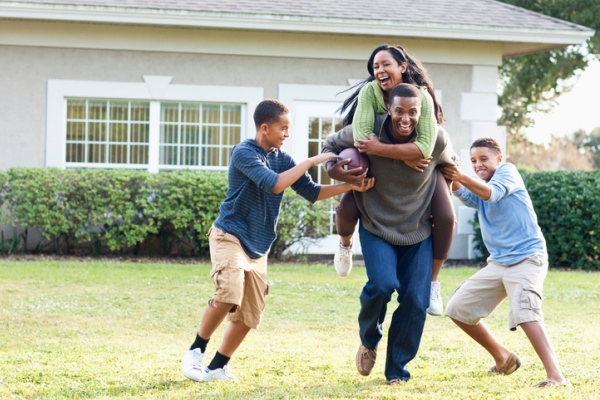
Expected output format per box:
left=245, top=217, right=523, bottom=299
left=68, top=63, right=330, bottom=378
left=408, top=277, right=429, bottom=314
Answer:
left=0, top=3, right=594, bottom=55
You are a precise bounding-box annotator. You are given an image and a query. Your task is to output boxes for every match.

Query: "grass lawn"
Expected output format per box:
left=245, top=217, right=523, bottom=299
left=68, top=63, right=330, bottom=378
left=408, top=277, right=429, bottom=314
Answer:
left=0, top=259, right=599, bottom=399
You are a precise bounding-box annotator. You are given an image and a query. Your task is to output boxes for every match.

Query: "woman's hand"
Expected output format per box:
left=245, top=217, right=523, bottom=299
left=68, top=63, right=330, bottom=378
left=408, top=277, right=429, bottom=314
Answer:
left=355, top=135, right=384, bottom=155
left=405, top=157, right=432, bottom=172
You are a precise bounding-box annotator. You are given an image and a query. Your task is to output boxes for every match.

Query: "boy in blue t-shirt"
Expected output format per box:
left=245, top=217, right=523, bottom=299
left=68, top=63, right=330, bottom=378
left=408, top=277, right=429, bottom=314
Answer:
left=441, top=137, right=568, bottom=388
left=181, top=99, right=374, bottom=383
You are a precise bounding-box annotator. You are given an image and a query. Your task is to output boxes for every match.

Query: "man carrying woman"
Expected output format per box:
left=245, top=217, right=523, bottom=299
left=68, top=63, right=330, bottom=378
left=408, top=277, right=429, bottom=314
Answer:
left=333, top=44, right=455, bottom=317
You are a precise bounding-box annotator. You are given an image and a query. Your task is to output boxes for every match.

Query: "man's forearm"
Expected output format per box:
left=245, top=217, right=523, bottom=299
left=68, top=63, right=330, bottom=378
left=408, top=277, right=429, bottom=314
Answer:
left=373, top=142, right=423, bottom=161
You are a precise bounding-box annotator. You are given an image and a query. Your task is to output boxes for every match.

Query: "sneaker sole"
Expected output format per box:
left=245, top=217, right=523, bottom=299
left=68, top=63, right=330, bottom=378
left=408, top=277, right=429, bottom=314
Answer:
left=182, top=369, right=205, bottom=382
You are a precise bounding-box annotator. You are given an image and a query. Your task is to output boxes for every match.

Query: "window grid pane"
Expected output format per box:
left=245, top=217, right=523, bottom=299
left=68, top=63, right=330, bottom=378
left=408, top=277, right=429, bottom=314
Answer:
left=66, top=99, right=150, bottom=166
left=65, top=99, right=241, bottom=169
left=160, top=102, right=242, bottom=167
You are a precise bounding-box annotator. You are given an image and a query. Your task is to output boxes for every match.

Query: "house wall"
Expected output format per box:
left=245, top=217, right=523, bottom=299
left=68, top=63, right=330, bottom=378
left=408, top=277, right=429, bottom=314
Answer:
left=0, top=45, right=480, bottom=168
left=0, top=44, right=362, bottom=169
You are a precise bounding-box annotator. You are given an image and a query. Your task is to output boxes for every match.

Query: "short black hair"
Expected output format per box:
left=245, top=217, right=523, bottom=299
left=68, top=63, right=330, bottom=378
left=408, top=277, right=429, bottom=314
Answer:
left=253, top=99, right=290, bottom=129
left=388, top=83, right=421, bottom=106
left=471, top=137, right=502, bottom=156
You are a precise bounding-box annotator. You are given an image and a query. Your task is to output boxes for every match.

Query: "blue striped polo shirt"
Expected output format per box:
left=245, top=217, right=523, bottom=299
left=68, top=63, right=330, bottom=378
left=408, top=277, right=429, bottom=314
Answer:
left=214, top=139, right=321, bottom=259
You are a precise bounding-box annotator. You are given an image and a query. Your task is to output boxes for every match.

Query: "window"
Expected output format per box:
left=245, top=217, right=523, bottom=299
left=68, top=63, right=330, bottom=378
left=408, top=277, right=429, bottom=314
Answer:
left=279, top=84, right=350, bottom=237
left=47, top=77, right=263, bottom=172
left=307, top=116, right=342, bottom=185
left=159, top=103, right=241, bottom=168
left=307, top=115, right=343, bottom=235
left=66, top=99, right=150, bottom=166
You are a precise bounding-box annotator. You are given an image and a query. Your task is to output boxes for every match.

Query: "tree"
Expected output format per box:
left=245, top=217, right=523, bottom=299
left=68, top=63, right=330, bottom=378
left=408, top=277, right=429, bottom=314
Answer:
left=507, top=135, right=595, bottom=171
left=587, top=127, right=600, bottom=167
left=497, top=1, right=600, bottom=135
left=570, top=126, right=600, bottom=168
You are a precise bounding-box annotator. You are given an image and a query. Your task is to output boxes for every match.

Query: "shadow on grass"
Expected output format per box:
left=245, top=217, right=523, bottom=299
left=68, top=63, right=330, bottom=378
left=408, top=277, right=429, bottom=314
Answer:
left=48, top=379, right=188, bottom=398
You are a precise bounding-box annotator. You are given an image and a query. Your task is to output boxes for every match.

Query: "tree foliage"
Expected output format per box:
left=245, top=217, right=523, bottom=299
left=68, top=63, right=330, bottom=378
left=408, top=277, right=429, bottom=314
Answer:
left=570, top=127, right=600, bottom=168
left=497, top=0, right=600, bottom=135
left=508, top=135, right=596, bottom=171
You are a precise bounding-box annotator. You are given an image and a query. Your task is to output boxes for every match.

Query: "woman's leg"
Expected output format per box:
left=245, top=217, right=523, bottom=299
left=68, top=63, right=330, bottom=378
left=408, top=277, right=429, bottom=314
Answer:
left=427, top=169, right=456, bottom=315
left=334, top=192, right=361, bottom=276
left=336, top=191, right=360, bottom=246
left=431, top=169, right=456, bottom=279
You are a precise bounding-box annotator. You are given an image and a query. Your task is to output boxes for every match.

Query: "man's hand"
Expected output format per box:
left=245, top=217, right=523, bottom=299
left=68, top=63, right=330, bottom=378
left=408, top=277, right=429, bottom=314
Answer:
left=350, top=177, right=375, bottom=192
left=405, top=156, right=432, bottom=172
left=325, top=158, right=368, bottom=184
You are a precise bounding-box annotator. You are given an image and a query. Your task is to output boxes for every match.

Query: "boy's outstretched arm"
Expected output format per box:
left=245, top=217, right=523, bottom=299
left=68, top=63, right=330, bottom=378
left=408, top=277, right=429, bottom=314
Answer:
left=271, top=152, right=336, bottom=194
left=316, top=177, right=375, bottom=201
left=272, top=152, right=372, bottom=195
left=441, top=164, right=492, bottom=201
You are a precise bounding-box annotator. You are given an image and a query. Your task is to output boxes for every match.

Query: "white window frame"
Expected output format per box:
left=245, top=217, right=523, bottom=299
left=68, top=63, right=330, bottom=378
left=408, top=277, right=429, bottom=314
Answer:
left=278, top=83, right=349, bottom=162
left=47, top=76, right=263, bottom=172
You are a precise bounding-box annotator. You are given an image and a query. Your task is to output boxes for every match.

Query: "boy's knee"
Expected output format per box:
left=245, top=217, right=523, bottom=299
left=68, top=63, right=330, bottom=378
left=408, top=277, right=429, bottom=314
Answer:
left=208, top=298, right=238, bottom=313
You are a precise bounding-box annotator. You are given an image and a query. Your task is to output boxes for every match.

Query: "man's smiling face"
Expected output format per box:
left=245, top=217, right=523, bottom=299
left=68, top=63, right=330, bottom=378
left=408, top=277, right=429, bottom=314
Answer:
left=387, top=95, right=421, bottom=141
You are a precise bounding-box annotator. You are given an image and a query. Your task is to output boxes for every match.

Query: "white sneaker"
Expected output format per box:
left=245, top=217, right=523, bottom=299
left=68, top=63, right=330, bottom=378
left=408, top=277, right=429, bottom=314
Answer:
left=181, top=348, right=207, bottom=382
left=426, top=281, right=443, bottom=316
left=203, top=365, right=239, bottom=382
left=334, top=243, right=353, bottom=277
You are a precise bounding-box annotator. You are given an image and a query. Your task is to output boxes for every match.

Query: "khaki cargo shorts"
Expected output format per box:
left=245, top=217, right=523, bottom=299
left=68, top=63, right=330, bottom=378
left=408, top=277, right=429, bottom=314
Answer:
left=207, top=226, right=268, bottom=329
left=445, top=254, right=548, bottom=331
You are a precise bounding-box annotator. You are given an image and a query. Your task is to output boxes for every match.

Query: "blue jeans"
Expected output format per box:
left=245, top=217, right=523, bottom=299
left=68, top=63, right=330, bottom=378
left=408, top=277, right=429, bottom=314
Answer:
left=358, top=223, right=432, bottom=381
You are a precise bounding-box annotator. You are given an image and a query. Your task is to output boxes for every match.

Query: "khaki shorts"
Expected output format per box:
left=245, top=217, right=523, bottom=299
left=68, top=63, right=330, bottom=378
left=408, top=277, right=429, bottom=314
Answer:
left=207, top=226, right=268, bottom=329
left=445, top=254, right=548, bottom=331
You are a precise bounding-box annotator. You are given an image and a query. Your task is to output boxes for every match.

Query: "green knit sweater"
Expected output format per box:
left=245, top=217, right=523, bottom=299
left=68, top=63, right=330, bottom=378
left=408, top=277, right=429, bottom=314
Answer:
left=324, top=114, right=455, bottom=246
left=352, top=80, right=437, bottom=158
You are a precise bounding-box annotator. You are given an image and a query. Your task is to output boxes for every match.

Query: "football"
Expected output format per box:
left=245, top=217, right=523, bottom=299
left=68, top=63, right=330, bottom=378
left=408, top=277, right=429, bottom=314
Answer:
left=338, top=147, right=369, bottom=170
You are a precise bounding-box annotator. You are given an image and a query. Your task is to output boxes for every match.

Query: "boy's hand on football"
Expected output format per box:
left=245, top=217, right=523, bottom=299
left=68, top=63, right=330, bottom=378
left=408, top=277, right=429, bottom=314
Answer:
left=350, top=177, right=375, bottom=192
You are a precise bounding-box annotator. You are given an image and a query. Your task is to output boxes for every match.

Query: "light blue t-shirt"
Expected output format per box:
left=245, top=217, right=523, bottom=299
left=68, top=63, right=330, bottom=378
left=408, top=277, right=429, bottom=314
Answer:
left=214, top=139, right=321, bottom=259
left=454, top=163, right=546, bottom=265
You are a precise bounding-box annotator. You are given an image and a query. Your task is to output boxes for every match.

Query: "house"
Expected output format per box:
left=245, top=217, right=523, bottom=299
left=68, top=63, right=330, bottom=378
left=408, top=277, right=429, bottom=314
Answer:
left=0, top=0, right=593, bottom=258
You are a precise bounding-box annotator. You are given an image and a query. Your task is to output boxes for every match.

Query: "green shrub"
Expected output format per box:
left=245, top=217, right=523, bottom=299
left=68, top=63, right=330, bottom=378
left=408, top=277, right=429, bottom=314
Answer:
left=470, top=170, right=600, bottom=270
left=1, top=168, right=228, bottom=254
left=524, top=171, right=600, bottom=270
left=1, top=168, right=332, bottom=258
left=270, top=190, right=334, bottom=259
left=0, top=170, right=7, bottom=199
left=142, top=170, right=227, bottom=256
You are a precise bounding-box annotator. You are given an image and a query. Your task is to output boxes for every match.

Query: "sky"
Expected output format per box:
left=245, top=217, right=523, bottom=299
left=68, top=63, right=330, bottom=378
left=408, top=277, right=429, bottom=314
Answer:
left=525, top=58, right=600, bottom=144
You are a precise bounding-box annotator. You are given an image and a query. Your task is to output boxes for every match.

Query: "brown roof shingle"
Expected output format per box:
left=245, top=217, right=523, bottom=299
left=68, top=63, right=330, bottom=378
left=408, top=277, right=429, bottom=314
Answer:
left=0, top=0, right=591, bottom=32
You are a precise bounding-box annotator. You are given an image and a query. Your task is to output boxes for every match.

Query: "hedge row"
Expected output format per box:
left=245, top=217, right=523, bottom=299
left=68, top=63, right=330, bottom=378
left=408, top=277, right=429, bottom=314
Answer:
left=0, top=168, right=331, bottom=257
left=471, top=170, right=600, bottom=270
left=4, top=168, right=596, bottom=268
